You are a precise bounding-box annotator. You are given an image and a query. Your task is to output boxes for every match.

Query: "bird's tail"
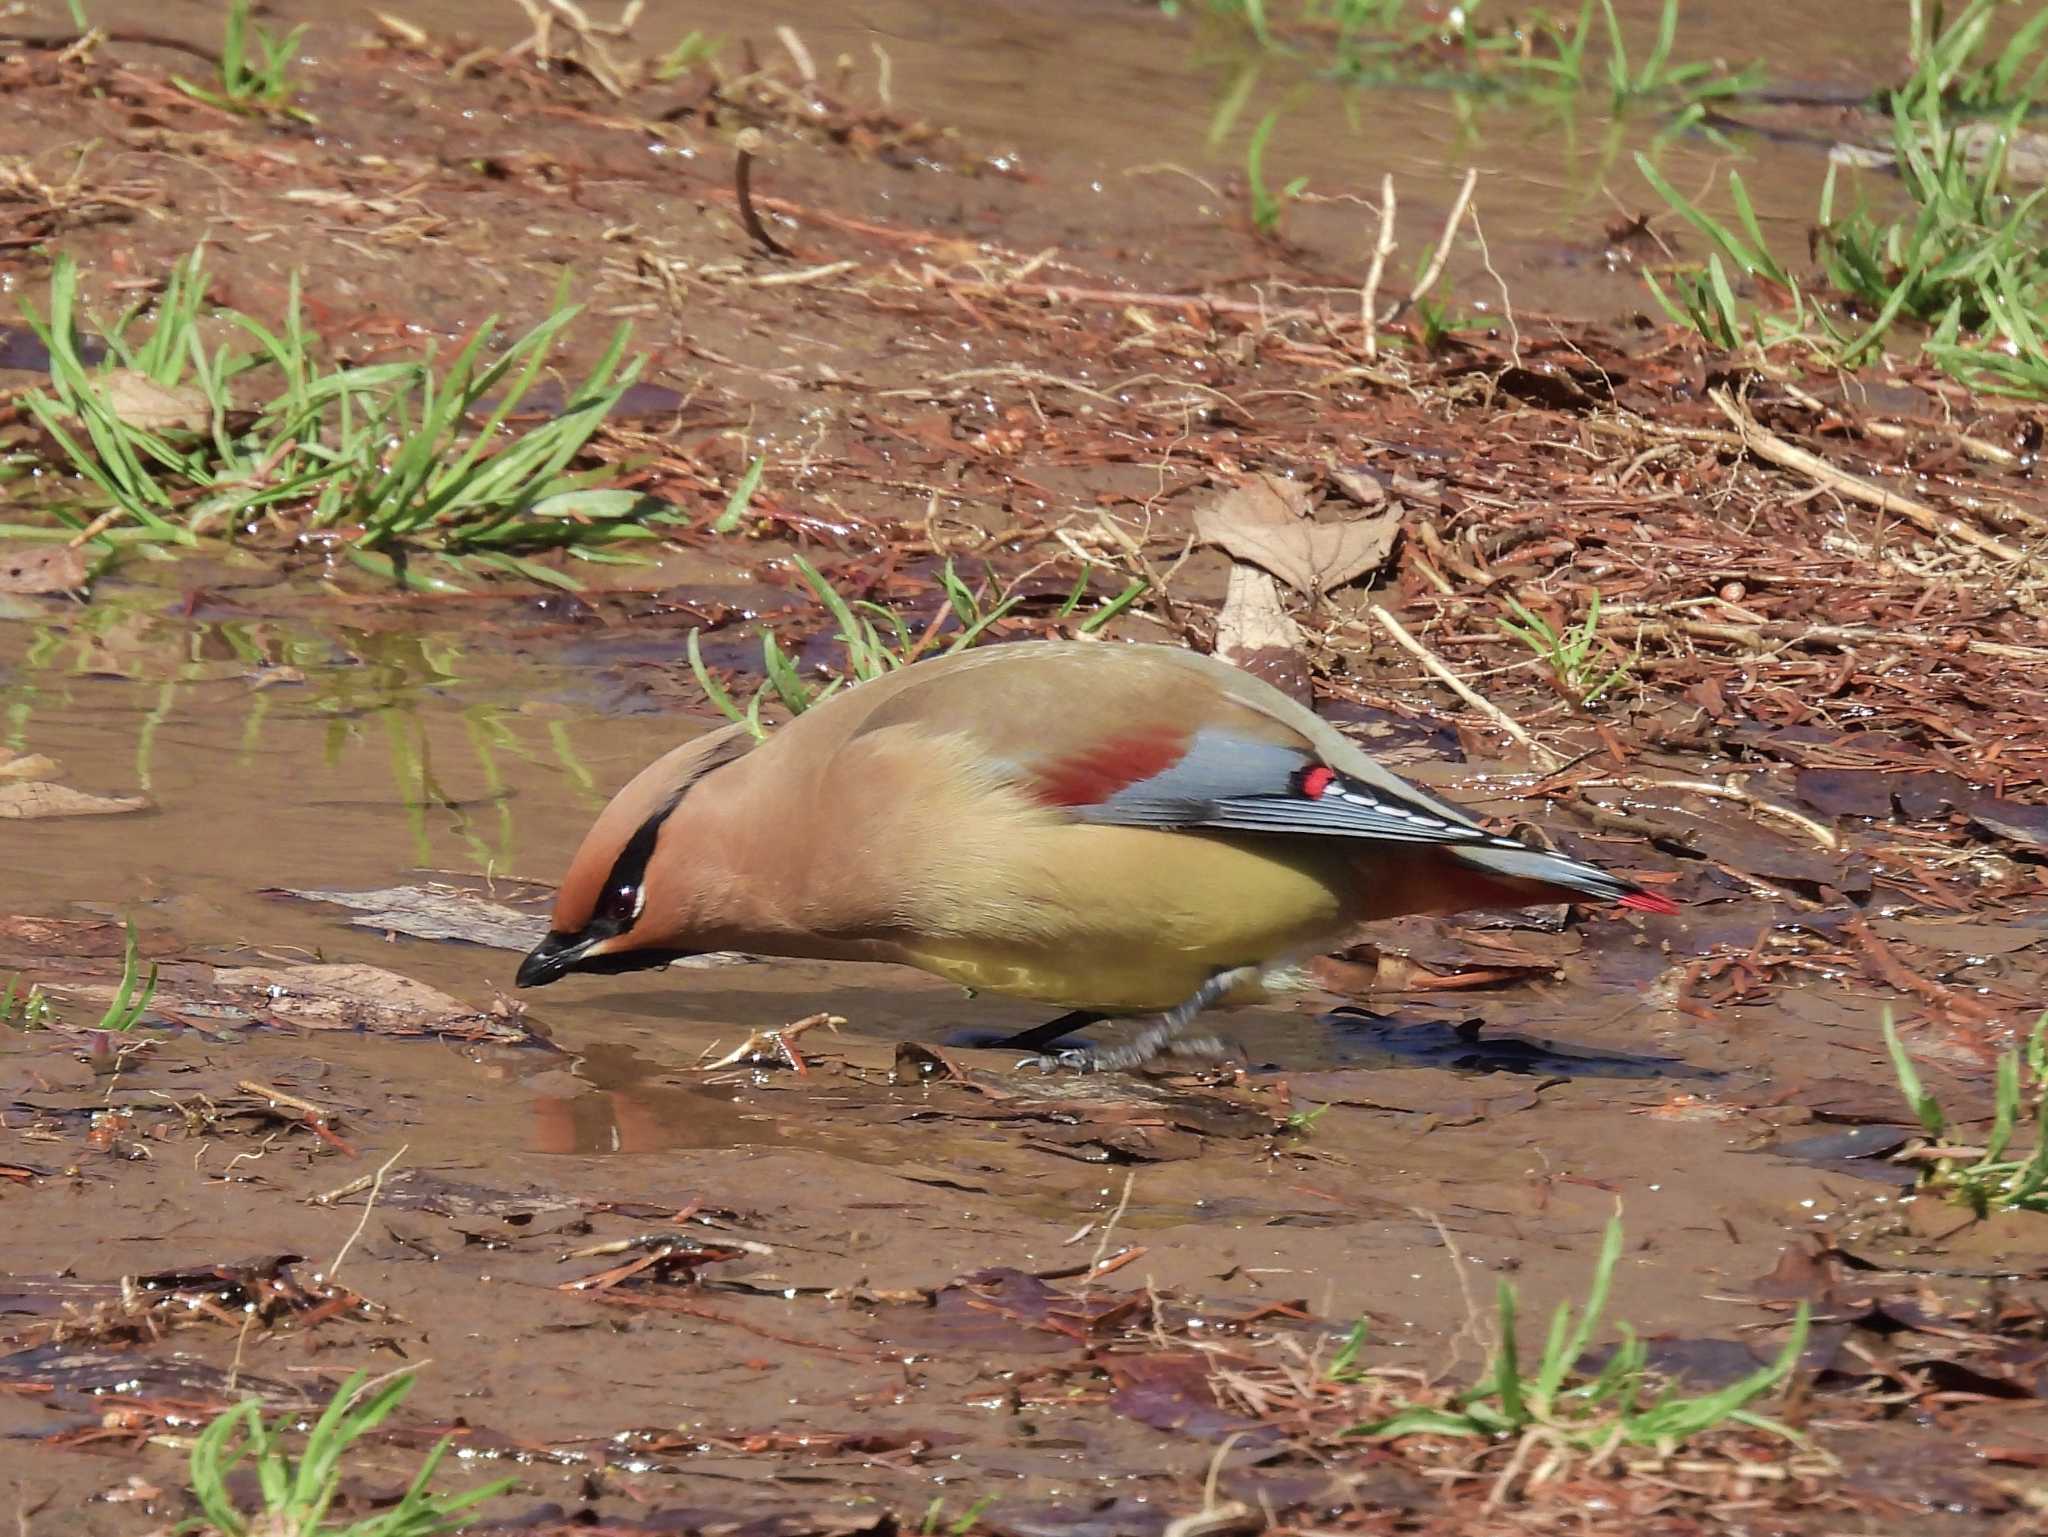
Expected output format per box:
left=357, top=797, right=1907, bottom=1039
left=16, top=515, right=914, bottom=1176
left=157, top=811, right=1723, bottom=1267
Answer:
left=1446, top=841, right=1678, bottom=914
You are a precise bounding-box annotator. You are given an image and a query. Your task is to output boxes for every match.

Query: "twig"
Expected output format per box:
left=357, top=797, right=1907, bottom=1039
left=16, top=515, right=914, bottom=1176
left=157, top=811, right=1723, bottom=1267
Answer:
left=1401, top=167, right=1478, bottom=314
left=775, top=24, right=816, bottom=83
left=1470, top=205, right=1519, bottom=367
left=237, top=1078, right=332, bottom=1125
left=1360, top=173, right=1395, bottom=361
left=238, top=1078, right=357, bottom=1156
left=326, top=1144, right=407, bottom=1283
left=1163, top=1428, right=1254, bottom=1537
left=65, top=507, right=127, bottom=549
left=224, top=1306, right=257, bottom=1396
left=1366, top=607, right=1565, bottom=769
left=1571, top=775, right=1838, bottom=850
left=1415, top=1206, right=1488, bottom=1385
left=1612, top=612, right=2048, bottom=664
left=1707, top=387, right=2033, bottom=570
left=1086, top=1170, right=1137, bottom=1284
left=738, top=259, right=859, bottom=288
left=700, top=1011, right=841, bottom=1071
left=732, top=129, right=792, bottom=258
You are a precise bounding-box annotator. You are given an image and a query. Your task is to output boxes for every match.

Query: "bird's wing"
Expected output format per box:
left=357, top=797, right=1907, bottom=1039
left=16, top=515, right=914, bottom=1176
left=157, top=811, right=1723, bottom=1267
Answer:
left=842, top=642, right=1674, bottom=912
left=846, top=642, right=1496, bottom=847
left=1037, top=723, right=1503, bottom=847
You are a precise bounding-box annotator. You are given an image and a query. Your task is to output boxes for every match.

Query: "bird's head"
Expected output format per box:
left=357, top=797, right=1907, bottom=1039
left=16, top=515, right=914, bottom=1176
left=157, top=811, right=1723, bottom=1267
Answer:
left=516, top=723, right=756, bottom=988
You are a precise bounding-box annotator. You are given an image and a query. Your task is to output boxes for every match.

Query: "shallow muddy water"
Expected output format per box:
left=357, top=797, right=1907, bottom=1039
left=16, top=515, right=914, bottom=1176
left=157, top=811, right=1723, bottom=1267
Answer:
left=17, top=0, right=1916, bottom=321
left=3, top=0, right=2047, bottom=1530
left=6, top=567, right=2046, bottom=1530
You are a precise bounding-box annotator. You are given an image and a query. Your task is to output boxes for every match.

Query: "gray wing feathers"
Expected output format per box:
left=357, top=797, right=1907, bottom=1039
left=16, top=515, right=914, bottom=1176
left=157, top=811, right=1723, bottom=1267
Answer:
left=1072, top=727, right=1520, bottom=850
left=1070, top=731, right=1307, bottom=825
left=1445, top=842, right=1633, bottom=901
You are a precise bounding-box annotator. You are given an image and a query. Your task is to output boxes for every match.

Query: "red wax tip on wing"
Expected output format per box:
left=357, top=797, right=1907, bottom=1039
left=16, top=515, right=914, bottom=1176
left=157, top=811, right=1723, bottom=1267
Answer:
left=1618, top=888, right=1681, bottom=916
left=1031, top=726, right=1190, bottom=808
left=1300, top=765, right=1337, bottom=799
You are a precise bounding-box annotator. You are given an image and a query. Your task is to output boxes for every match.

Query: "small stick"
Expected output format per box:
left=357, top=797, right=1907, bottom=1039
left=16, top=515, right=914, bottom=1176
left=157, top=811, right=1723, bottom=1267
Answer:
left=740, top=259, right=859, bottom=288
left=700, top=1011, right=842, bottom=1071
left=775, top=24, right=816, bottom=83
left=238, top=1079, right=331, bottom=1125
left=1402, top=167, right=1478, bottom=315
left=223, top=1307, right=257, bottom=1396
left=1367, top=607, right=1565, bottom=769
left=732, top=130, right=792, bottom=258
left=311, top=1169, right=379, bottom=1206
left=1570, top=775, right=1839, bottom=851
left=65, top=507, right=127, bottom=550
left=1614, top=613, right=2048, bottom=664
left=239, top=1079, right=357, bottom=1155
left=1085, top=1170, right=1137, bottom=1285
left=325, top=1144, right=407, bottom=1283
left=1708, top=387, right=2031, bottom=570
left=1360, top=173, right=1395, bottom=360
left=1084, top=1244, right=1150, bottom=1281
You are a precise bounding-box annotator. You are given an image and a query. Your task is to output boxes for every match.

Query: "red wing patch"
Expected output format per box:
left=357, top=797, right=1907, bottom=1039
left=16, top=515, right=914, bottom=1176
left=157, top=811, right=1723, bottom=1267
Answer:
left=1029, top=725, right=1191, bottom=808
left=1298, top=765, right=1337, bottom=798
left=1618, top=888, right=1681, bottom=915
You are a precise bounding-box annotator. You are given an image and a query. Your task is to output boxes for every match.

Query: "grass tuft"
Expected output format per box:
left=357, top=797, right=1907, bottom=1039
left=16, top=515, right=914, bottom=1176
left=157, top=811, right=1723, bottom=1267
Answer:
left=1, top=917, right=154, bottom=1035
left=1635, top=4, right=2048, bottom=392
left=171, top=0, right=314, bottom=122
left=1172, top=0, right=1756, bottom=113
left=18, top=252, right=677, bottom=584
left=1356, top=1212, right=1812, bottom=1454
left=0, top=974, right=57, bottom=1030
left=187, top=1369, right=512, bottom=1537
left=1496, top=590, right=1638, bottom=709
left=1245, top=107, right=1310, bottom=235
left=1884, top=1010, right=2048, bottom=1217
left=1898, top=0, right=2048, bottom=116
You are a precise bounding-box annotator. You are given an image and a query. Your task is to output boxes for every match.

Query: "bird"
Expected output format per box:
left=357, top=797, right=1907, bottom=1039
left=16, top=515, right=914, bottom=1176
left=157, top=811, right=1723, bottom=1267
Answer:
left=515, top=639, right=1676, bottom=1069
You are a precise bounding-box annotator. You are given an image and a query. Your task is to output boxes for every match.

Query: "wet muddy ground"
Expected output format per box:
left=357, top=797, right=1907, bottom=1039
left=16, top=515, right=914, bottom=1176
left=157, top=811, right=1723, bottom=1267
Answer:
left=4, top=1, right=2048, bottom=1533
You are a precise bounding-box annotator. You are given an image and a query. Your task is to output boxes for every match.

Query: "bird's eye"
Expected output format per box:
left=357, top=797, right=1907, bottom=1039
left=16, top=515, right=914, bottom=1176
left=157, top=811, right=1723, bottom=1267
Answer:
left=583, top=792, right=682, bottom=938
left=597, top=878, right=643, bottom=925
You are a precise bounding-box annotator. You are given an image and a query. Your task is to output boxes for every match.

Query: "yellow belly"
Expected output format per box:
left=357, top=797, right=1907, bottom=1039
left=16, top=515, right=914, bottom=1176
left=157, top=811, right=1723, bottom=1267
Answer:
left=896, top=828, right=1352, bottom=1013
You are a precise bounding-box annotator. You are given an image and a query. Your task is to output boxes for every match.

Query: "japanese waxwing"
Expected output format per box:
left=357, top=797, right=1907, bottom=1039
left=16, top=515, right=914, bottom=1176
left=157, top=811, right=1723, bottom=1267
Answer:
left=517, top=640, right=1674, bottom=1068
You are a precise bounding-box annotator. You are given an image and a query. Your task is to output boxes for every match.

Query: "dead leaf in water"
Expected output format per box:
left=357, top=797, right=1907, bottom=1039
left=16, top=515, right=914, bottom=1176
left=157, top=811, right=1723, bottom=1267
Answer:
left=276, top=883, right=755, bottom=967
left=1213, top=564, right=1309, bottom=708
left=99, top=368, right=209, bottom=433
left=277, top=884, right=549, bottom=951
left=0, top=781, right=148, bottom=819
left=211, top=961, right=540, bottom=1043
left=0, top=748, right=61, bottom=780
left=1195, top=473, right=1400, bottom=598
left=0, top=545, right=89, bottom=596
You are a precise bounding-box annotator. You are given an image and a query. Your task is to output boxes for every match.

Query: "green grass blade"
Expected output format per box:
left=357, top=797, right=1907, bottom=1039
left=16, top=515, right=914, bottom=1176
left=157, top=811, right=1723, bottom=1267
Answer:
left=1883, top=1012, right=1946, bottom=1138
left=713, top=455, right=765, bottom=534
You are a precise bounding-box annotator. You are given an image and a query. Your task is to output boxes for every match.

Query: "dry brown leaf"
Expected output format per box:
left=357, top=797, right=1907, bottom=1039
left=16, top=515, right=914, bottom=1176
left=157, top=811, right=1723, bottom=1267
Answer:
left=0, top=545, right=89, bottom=596
left=0, top=781, right=148, bottom=819
left=1194, top=473, right=1400, bottom=598
left=211, top=962, right=488, bottom=1033
left=0, top=749, right=61, bottom=781
left=1214, top=563, right=1311, bottom=708
left=1330, top=467, right=1386, bottom=507
left=99, top=369, right=209, bottom=433
left=276, top=884, right=754, bottom=968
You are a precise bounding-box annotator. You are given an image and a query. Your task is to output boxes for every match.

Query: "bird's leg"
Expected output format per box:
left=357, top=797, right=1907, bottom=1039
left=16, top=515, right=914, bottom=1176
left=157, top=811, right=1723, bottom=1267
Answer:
left=1023, top=967, right=1257, bottom=1074
left=990, top=1009, right=1109, bottom=1054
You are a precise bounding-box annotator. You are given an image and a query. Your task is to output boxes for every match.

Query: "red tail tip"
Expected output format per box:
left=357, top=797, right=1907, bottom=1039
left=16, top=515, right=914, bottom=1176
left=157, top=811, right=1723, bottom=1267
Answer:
left=1618, top=889, right=1680, bottom=916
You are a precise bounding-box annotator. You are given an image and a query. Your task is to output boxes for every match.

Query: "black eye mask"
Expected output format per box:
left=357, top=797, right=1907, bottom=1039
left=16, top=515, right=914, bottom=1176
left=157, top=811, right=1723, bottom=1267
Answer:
left=585, top=788, right=685, bottom=940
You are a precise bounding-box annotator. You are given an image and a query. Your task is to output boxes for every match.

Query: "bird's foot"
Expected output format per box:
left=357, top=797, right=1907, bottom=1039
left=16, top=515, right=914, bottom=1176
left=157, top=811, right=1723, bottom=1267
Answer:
left=1092, top=1027, right=1236, bottom=1073
left=1018, top=1045, right=1099, bottom=1075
